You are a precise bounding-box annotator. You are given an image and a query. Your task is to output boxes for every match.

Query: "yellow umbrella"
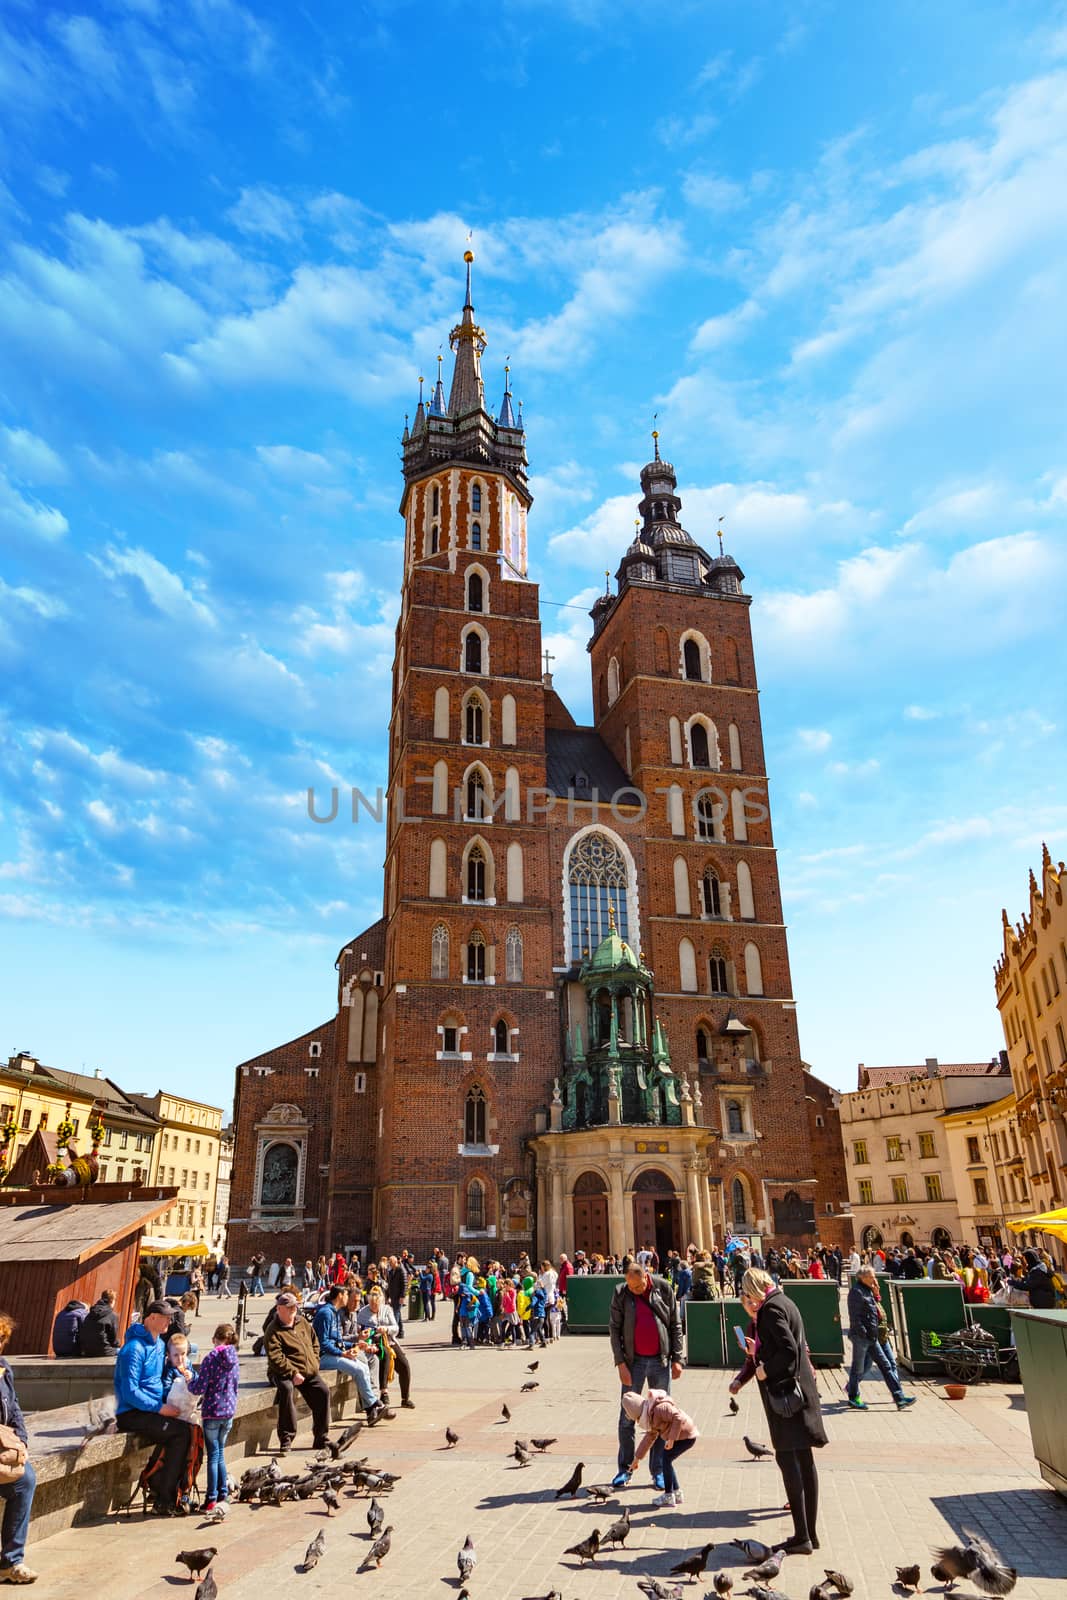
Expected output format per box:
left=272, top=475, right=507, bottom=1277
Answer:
left=1007, top=1206, right=1067, bottom=1242
left=140, top=1235, right=210, bottom=1257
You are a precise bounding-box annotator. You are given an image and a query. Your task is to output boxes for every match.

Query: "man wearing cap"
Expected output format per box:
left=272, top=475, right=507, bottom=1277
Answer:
left=113, top=1300, right=193, bottom=1515
left=609, top=1261, right=684, bottom=1490
left=266, top=1293, right=331, bottom=1455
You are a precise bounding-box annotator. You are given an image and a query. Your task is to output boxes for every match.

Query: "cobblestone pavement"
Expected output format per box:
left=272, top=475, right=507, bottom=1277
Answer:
left=26, top=1298, right=1067, bottom=1598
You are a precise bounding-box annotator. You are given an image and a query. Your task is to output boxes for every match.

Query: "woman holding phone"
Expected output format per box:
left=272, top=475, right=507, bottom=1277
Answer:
left=740, top=1267, right=827, bottom=1554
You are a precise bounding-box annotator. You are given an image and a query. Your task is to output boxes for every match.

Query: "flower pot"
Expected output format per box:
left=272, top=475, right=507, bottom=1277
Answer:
left=943, top=1383, right=967, bottom=1400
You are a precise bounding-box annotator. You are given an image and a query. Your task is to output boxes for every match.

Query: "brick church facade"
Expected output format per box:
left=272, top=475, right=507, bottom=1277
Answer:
left=226, top=254, right=823, bottom=1268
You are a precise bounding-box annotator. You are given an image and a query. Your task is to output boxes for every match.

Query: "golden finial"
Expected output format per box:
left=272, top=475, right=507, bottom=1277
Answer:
left=607, top=901, right=617, bottom=930
left=464, top=249, right=474, bottom=263
left=717, top=514, right=725, bottom=557
left=604, top=568, right=610, bottom=594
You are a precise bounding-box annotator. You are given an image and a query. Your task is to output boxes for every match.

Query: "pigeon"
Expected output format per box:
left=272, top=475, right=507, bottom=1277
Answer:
left=514, top=1438, right=531, bottom=1453
left=513, top=1445, right=532, bottom=1467
left=669, top=1545, right=715, bottom=1584
left=335, top=1421, right=364, bottom=1454
left=713, top=1575, right=733, bottom=1598
left=501, top=1404, right=511, bottom=1423
left=563, top=1529, right=601, bottom=1567
left=527, top=1360, right=540, bottom=1372
left=732, top=1541, right=772, bottom=1564
left=303, top=1530, right=326, bottom=1571
left=458, top=1534, right=477, bottom=1583
left=743, top=1588, right=789, bottom=1600
left=322, top=1487, right=340, bottom=1516
left=743, top=1436, right=773, bottom=1460
left=274, top=1481, right=297, bottom=1503
left=587, top=1483, right=615, bottom=1502
left=810, top=1586, right=835, bottom=1600
left=895, top=1567, right=921, bottom=1594
left=195, top=1575, right=217, bottom=1600
left=729, top=1396, right=740, bottom=1415
left=603, top=1508, right=631, bottom=1549
left=318, top=1436, right=343, bottom=1461
left=744, top=1552, right=785, bottom=1582
left=555, top=1462, right=585, bottom=1498
left=367, top=1497, right=384, bottom=1536
left=445, top=1426, right=460, bottom=1448
left=931, top=1537, right=1017, bottom=1596
left=823, top=1572, right=854, bottom=1598
left=531, top=1437, right=557, bottom=1451
left=521, top=1381, right=540, bottom=1392
left=637, top=1581, right=684, bottom=1600
left=361, top=1527, right=393, bottom=1569
left=177, top=1550, right=217, bottom=1582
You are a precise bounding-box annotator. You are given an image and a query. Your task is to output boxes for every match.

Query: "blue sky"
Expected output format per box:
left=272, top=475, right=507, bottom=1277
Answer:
left=2, top=0, right=1066, bottom=1107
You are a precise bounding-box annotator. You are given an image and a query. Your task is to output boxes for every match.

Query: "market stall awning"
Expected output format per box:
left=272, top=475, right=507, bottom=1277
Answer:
left=140, top=1236, right=210, bottom=1258
left=1007, top=1206, right=1067, bottom=1241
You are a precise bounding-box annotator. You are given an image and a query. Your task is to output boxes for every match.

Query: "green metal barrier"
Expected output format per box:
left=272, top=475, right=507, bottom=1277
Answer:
left=565, top=1274, right=625, bottom=1334
left=722, top=1297, right=749, bottom=1369
left=888, top=1280, right=966, bottom=1374
left=685, top=1299, right=726, bottom=1367
left=782, top=1279, right=845, bottom=1366
left=1014, top=1309, right=1067, bottom=1497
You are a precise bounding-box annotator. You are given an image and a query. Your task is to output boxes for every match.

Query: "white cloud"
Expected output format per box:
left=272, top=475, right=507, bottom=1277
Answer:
left=0, top=427, right=68, bottom=484
left=904, top=704, right=939, bottom=720
left=682, top=171, right=747, bottom=213
left=690, top=298, right=763, bottom=350
left=256, top=444, right=337, bottom=479
left=797, top=728, right=832, bottom=752
left=0, top=579, right=68, bottom=620
left=226, top=185, right=302, bottom=243
left=94, top=544, right=217, bottom=628
left=0, top=469, right=68, bottom=540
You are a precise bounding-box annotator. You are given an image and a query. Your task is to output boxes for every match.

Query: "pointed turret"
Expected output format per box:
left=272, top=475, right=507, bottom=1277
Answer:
left=401, top=413, right=409, bottom=444
left=498, top=363, right=517, bottom=428
left=448, top=250, right=486, bottom=417
left=411, top=375, right=426, bottom=435
left=430, top=353, right=448, bottom=417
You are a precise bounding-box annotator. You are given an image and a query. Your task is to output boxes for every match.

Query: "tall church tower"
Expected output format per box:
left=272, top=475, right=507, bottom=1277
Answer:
left=373, top=254, right=555, bottom=1254
left=584, top=436, right=817, bottom=1241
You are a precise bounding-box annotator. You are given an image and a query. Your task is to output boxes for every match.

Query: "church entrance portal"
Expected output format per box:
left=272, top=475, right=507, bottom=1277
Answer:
left=572, top=1171, right=609, bottom=1258
left=631, top=1168, right=680, bottom=1262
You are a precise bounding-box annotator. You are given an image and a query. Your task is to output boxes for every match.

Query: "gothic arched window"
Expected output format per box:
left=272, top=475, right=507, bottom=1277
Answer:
left=431, top=923, right=449, bottom=979
left=430, top=523, right=439, bottom=554
left=466, top=843, right=486, bottom=901
left=683, top=639, right=702, bottom=680
left=471, top=520, right=482, bottom=551
left=691, top=723, right=710, bottom=768
left=466, top=769, right=487, bottom=819
left=466, top=1176, right=485, bottom=1230
left=432, top=484, right=440, bottom=516
left=466, top=931, right=486, bottom=982
left=732, top=1176, right=748, bottom=1224
left=464, top=631, right=483, bottom=673
left=696, top=795, right=718, bottom=840
left=464, top=1085, right=487, bottom=1147
left=696, top=1026, right=709, bottom=1061
left=467, top=571, right=484, bottom=612
left=567, top=831, right=630, bottom=962
left=727, top=1099, right=744, bottom=1135
left=702, top=870, right=721, bottom=917
left=709, top=952, right=728, bottom=994
left=471, top=483, right=482, bottom=513
left=494, top=1019, right=509, bottom=1053
left=465, top=696, right=485, bottom=744
left=505, top=926, right=523, bottom=982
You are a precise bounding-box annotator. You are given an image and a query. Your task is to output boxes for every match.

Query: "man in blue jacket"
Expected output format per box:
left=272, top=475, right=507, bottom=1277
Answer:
left=113, top=1301, right=192, bottom=1515
left=311, top=1287, right=391, bottom=1424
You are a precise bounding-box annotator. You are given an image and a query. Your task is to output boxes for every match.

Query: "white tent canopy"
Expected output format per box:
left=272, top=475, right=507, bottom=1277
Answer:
left=139, top=1235, right=210, bottom=1258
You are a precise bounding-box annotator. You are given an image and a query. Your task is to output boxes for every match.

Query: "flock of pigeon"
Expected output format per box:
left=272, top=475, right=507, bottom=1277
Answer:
left=169, top=1352, right=1018, bottom=1599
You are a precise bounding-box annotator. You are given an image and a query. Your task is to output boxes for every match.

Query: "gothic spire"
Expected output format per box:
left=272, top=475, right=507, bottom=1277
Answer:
left=498, top=362, right=517, bottom=428
left=411, top=374, right=426, bottom=434
left=448, top=249, right=486, bottom=418
left=430, top=353, right=448, bottom=417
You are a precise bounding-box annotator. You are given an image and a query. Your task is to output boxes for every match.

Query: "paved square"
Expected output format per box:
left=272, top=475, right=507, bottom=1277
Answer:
left=25, top=1301, right=1067, bottom=1598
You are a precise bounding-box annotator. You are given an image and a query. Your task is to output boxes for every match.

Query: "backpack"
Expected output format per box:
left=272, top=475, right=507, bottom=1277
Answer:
left=124, top=1423, right=204, bottom=1515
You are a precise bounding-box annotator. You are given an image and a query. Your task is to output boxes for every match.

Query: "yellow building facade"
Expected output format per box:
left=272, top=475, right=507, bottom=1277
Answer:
left=938, top=1093, right=1031, bottom=1252
left=131, top=1091, right=225, bottom=1245
left=0, top=1053, right=97, bottom=1176
left=995, top=844, right=1067, bottom=1240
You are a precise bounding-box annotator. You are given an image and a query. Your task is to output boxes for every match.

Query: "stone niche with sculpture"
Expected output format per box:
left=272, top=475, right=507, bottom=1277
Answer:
left=251, top=1104, right=309, bottom=1234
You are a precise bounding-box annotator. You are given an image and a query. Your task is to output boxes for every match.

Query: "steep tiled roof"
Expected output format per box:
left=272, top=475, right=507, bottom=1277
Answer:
left=858, top=1061, right=1006, bottom=1088
left=544, top=727, right=630, bottom=800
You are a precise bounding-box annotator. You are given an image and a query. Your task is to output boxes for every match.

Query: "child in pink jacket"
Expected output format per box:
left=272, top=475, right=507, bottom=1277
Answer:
left=622, top=1388, right=699, bottom=1508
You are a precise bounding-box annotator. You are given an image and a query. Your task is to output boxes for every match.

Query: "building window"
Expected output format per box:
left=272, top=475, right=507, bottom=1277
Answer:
left=471, top=483, right=482, bottom=513
left=430, top=523, right=439, bottom=554
left=466, top=769, right=487, bottom=819
left=466, top=1177, right=485, bottom=1231
left=567, top=831, right=630, bottom=961
left=731, top=1177, right=747, bottom=1225
left=726, top=1099, right=744, bottom=1135
left=464, top=632, right=483, bottom=673
left=891, top=1176, right=909, bottom=1203
left=260, top=1142, right=298, bottom=1213
left=465, top=697, right=485, bottom=744
left=466, top=843, right=487, bottom=901
left=21, top=1110, right=31, bottom=1130
left=432, top=484, right=440, bottom=516
left=471, top=521, right=482, bottom=550
left=925, top=1174, right=943, bottom=1201
left=683, top=639, right=702, bottom=681
left=709, top=954, right=728, bottom=994
left=696, top=795, right=718, bottom=840
left=467, top=572, right=484, bottom=613
left=505, top=926, right=523, bottom=983
left=858, top=1179, right=874, bottom=1205
left=886, top=1135, right=902, bottom=1161
left=701, top=871, right=721, bottom=917
left=442, top=1026, right=458, bottom=1053
left=431, top=923, right=450, bottom=980
left=464, top=1085, right=487, bottom=1147
left=918, top=1132, right=936, bottom=1159
left=181, top=1169, right=188, bottom=1187
left=466, top=933, right=486, bottom=983
left=696, top=1027, right=709, bottom=1062
left=973, top=1176, right=989, bottom=1205
left=690, top=723, right=711, bottom=768
left=494, top=1019, right=509, bottom=1054
left=966, top=1136, right=981, bottom=1163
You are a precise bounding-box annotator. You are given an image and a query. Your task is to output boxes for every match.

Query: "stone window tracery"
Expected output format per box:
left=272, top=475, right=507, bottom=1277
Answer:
left=567, top=831, right=629, bottom=960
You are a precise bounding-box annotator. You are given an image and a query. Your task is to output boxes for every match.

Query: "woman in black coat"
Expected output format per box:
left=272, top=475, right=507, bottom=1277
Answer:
left=741, top=1267, right=827, bottom=1553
